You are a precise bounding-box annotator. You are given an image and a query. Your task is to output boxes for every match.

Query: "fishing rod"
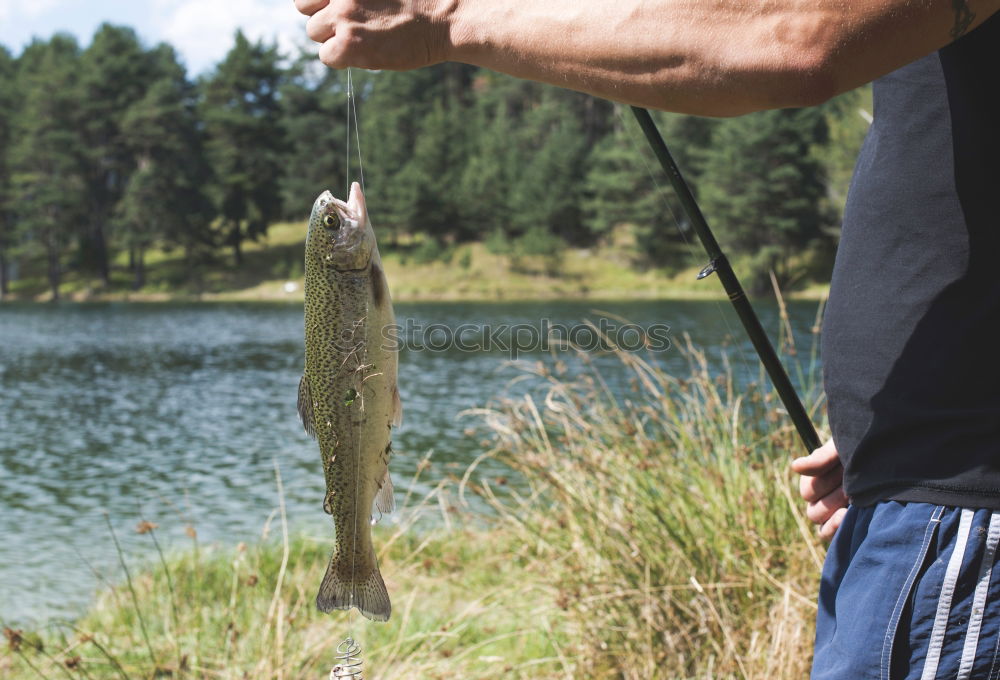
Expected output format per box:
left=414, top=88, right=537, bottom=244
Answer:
left=630, top=106, right=821, bottom=454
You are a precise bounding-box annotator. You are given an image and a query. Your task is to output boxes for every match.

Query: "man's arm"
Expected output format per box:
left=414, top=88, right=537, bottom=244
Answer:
left=296, top=0, right=1000, bottom=116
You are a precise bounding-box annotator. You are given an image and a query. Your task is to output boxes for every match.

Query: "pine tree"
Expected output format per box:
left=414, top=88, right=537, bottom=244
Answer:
left=78, top=24, right=157, bottom=286
left=117, top=44, right=212, bottom=289
left=393, top=98, right=469, bottom=242
left=0, top=46, right=16, bottom=298
left=0, top=30, right=851, bottom=290
left=658, top=112, right=720, bottom=185
left=697, top=108, right=833, bottom=292
left=361, top=68, right=442, bottom=239
left=508, top=93, right=588, bottom=243
left=200, top=31, right=286, bottom=267
left=460, top=99, right=517, bottom=238
left=583, top=110, right=721, bottom=264
left=582, top=112, right=664, bottom=241
left=278, top=55, right=350, bottom=222
left=10, top=36, right=88, bottom=301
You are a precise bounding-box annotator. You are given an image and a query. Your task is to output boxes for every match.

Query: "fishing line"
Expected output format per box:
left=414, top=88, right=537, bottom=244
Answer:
left=332, top=66, right=368, bottom=680
left=350, top=69, right=366, bottom=195
left=612, top=105, right=760, bottom=395
left=345, top=70, right=353, bottom=198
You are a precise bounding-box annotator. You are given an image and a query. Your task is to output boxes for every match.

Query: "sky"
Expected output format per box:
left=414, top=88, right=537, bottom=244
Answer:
left=0, top=0, right=312, bottom=75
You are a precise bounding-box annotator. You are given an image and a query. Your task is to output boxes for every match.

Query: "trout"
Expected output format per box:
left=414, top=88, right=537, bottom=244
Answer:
left=298, top=182, right=400, bottom=622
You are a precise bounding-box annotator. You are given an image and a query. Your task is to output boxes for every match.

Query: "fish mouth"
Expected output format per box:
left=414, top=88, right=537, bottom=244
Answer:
left=327, top=196, right=353, bottom=217
left=324, top=188, right=363, bottom=222
left=312, top=190, right=336, bottom=216
left=311, top=191, right=358, bottom=223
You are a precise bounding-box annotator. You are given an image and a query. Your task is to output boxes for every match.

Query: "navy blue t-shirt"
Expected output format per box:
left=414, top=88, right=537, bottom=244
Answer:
left=822, top=12, right=1000, bottom=508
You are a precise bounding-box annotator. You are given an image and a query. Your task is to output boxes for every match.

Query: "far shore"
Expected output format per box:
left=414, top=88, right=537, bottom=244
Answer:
left=0, top=280, right=831, bottom=305
left=1, top=223, right=831, bottom=306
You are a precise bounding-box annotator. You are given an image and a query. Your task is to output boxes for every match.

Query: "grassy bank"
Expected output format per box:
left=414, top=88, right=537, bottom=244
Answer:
left=1, top=334, right=827, bottom=679
left=3, top=222, right=831, bottom=303
left=2, top=526, right=568, bottom=679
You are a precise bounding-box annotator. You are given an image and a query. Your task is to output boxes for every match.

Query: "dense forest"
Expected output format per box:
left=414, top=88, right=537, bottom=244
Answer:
left=0, top=25, right=871, bottom=300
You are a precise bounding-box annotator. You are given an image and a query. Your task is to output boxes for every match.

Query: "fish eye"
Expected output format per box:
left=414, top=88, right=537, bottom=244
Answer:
left=323, top=214, right=340, bottom=230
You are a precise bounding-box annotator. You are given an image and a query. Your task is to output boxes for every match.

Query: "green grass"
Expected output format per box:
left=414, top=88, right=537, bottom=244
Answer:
left=2, top=507, right=570, bottom=679
left=1, top=322, right=828, bottom=679
left=4, top=223, right=830, bottom=303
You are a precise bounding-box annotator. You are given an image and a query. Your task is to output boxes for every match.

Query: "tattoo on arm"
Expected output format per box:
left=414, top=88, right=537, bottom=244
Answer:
left=950, top=0, right=976, bottom=39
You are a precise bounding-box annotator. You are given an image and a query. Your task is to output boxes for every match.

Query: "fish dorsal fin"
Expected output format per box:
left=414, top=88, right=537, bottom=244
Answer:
left=298, top=373, right=316, bottom=439
left=392, top=384, right=403, bottom=428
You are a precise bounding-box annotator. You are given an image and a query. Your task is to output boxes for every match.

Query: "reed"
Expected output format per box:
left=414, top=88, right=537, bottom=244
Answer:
left=464, top=325, right=827, bottom=678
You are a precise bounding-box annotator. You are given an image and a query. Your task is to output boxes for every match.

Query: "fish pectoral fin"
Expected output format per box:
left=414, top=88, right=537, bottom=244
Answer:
left=298, top=373, right=316, bottom=439
left=374, top=468, right=395, bottom=515
left=391, top=384, right=403, bottom=428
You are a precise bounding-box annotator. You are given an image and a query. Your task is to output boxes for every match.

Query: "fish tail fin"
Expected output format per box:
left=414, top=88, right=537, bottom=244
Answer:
left=316, top=550, right=391, bottom=622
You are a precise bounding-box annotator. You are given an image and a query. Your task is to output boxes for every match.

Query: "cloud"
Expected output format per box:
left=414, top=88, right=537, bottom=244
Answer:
left=0, top=0, right=64, bottom=21
left=23, top=0, right=64, bottom=17
left=0, top=0, right=76, bottom=52
left=154, top=0, right=309, bottom=75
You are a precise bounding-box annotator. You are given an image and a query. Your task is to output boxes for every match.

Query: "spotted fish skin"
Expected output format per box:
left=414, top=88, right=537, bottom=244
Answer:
left=298, top=182, right=400, bottom=622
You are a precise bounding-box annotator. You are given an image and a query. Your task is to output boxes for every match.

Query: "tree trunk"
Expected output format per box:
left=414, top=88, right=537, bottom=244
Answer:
left=184, top=242, right=202, bottom=294
left=92, top=219, right=111, bottom=286
left=81, top=209, right=111, bottom=286
left=133, top=247, right=145, bottom=291
left=0, top=248, right=8, bottom=300
left=230, top=222, right=243, bottom=267
left=47, top=245, right=60, bottom=302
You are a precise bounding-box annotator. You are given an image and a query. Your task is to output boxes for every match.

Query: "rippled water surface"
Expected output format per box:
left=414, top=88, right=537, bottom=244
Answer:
left=0, top=299, right=822, bottom=624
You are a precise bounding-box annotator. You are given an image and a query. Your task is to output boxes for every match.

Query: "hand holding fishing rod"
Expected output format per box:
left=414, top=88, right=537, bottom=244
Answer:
left=791, top=439, right=847, bottom=541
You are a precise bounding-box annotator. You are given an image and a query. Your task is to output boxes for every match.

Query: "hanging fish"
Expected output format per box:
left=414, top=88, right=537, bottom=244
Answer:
left=298, top=182, right=401, bottom=622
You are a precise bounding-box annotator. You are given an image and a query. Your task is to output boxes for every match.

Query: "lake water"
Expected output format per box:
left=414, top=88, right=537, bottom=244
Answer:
left=0, top=299, right=823, bottom=625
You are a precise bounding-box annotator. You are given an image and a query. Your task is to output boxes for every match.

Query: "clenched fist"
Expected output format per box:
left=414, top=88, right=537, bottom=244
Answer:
left=294, top=0, right=464, bottom=71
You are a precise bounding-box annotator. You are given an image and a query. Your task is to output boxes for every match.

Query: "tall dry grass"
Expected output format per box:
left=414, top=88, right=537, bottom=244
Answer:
left=463, top=320, right=828, bottom=679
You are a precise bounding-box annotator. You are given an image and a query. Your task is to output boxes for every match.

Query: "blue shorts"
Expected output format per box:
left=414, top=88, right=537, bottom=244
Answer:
left=812, top=502, right=1000, bottom=679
